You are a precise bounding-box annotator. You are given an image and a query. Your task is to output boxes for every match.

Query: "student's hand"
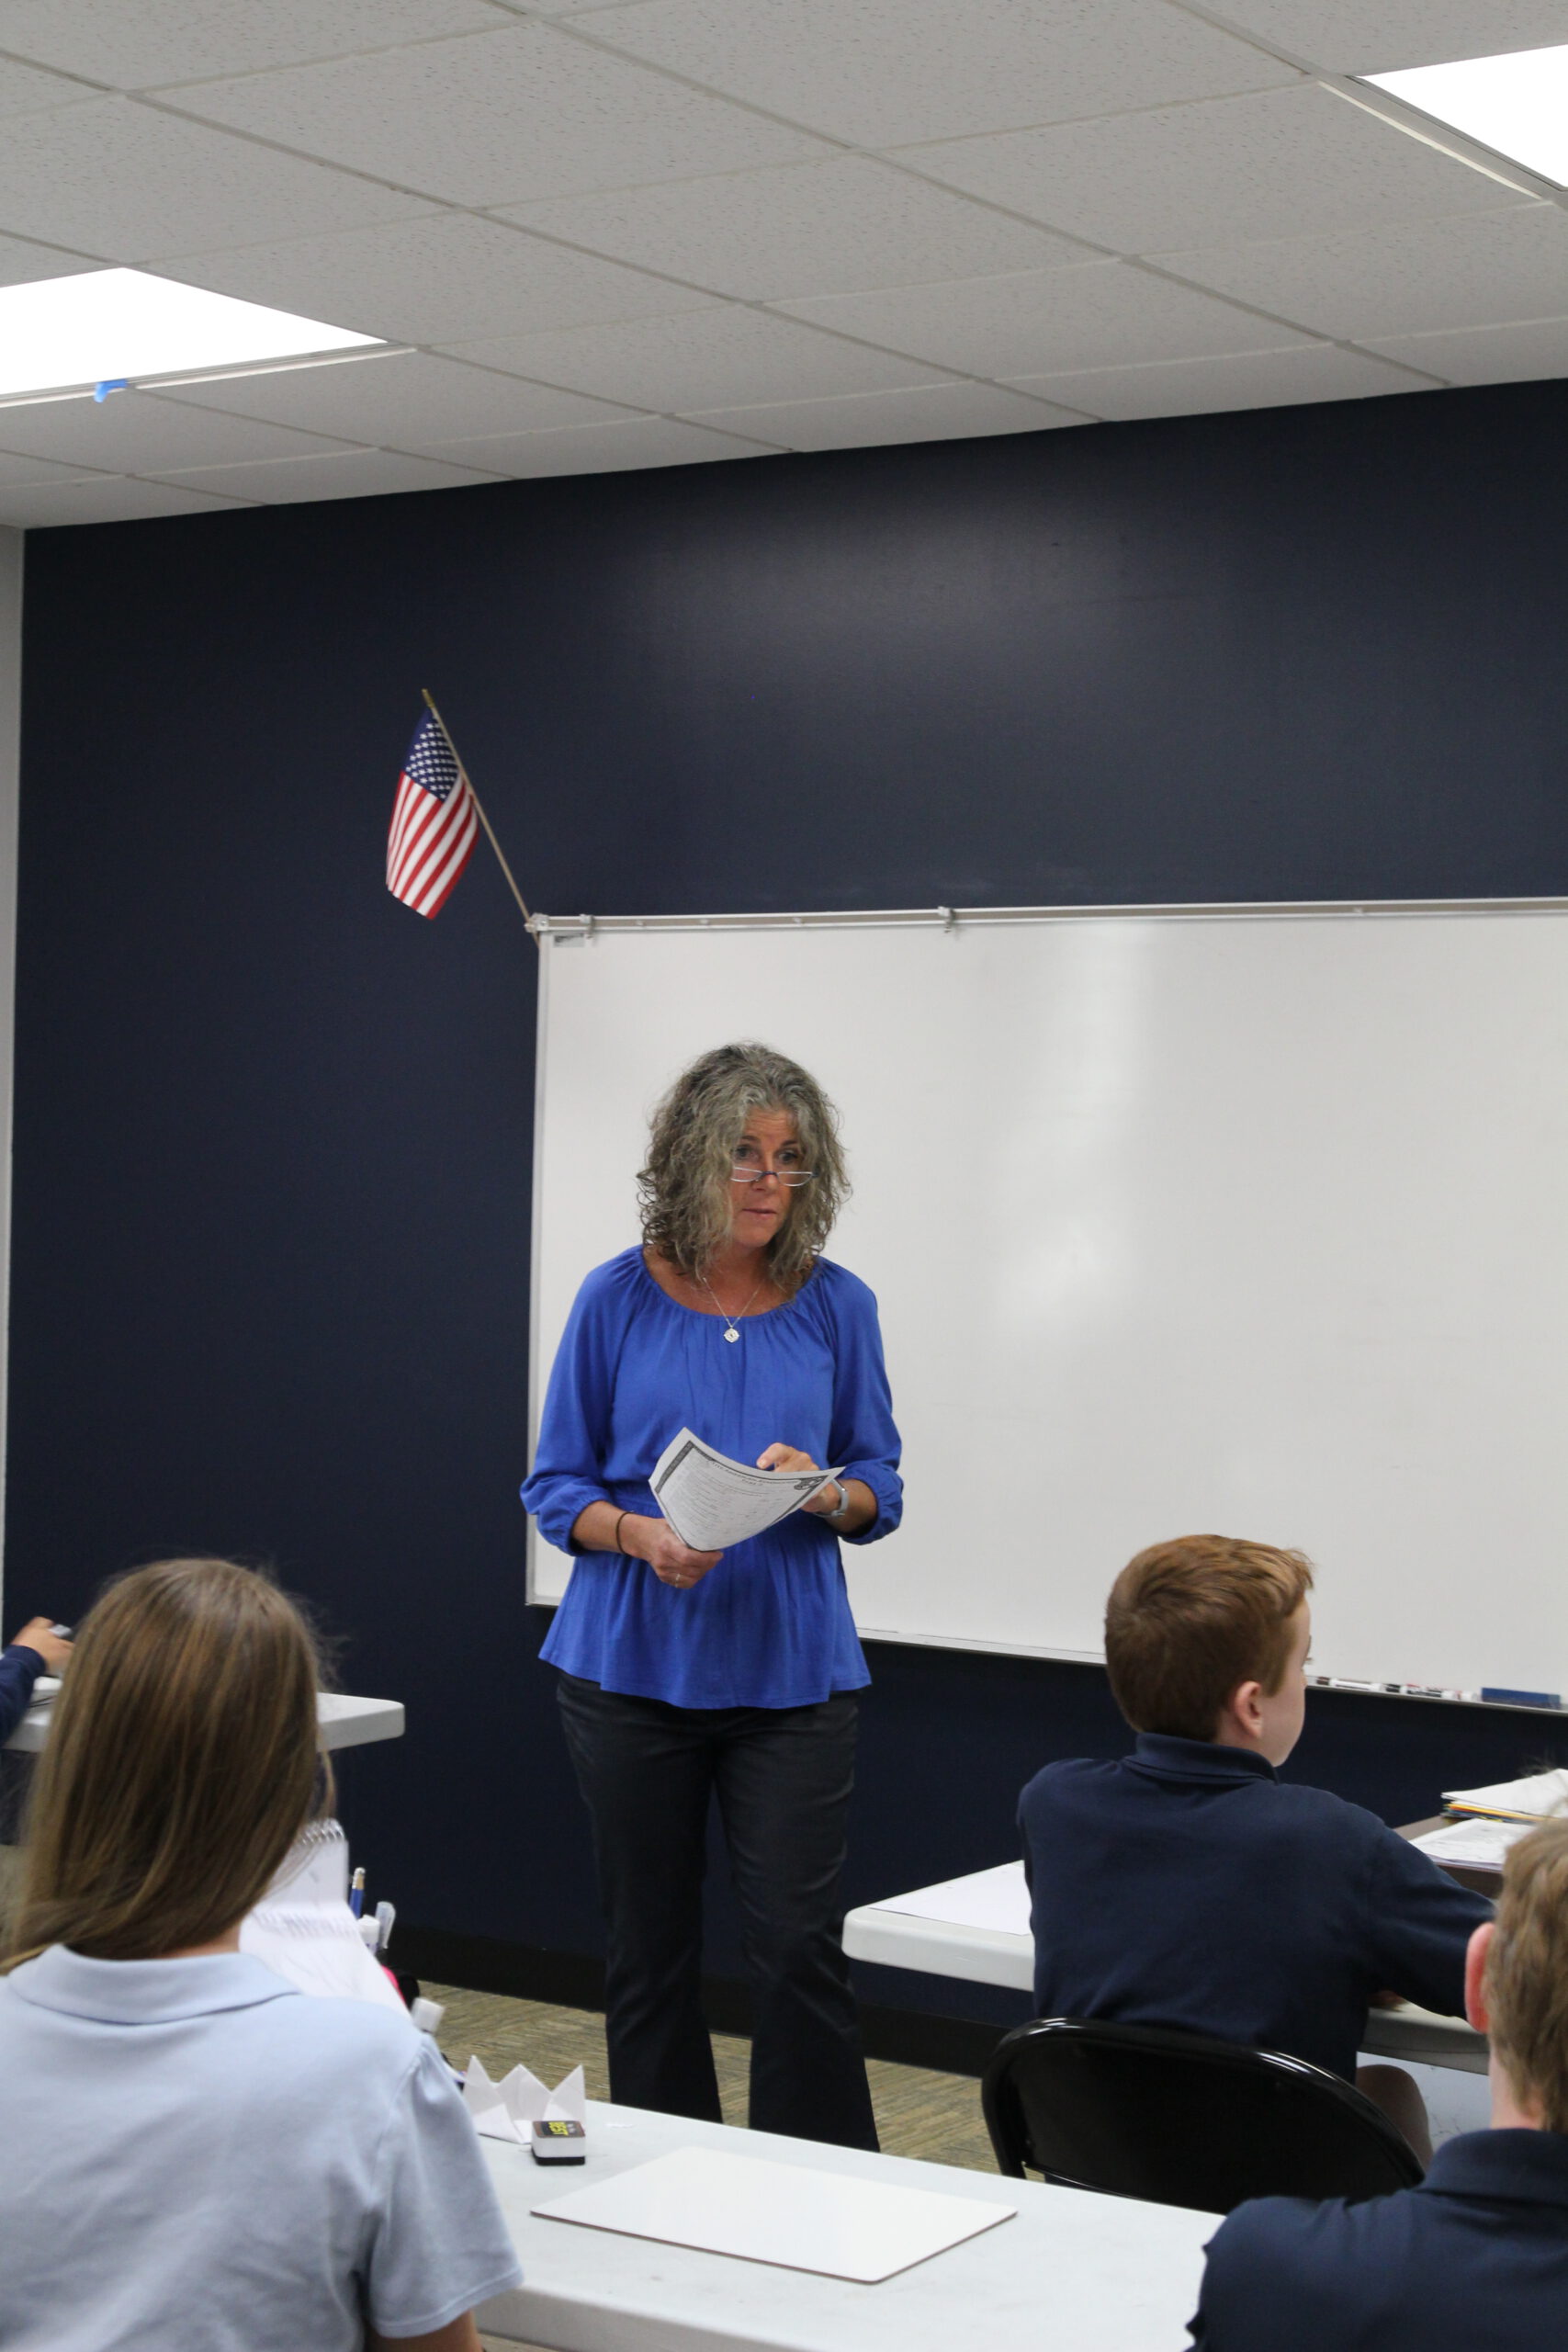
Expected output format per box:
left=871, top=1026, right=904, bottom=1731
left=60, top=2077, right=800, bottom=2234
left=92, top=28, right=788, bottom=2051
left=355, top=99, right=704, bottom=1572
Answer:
left=621, top=1515, right=724, bottom=1589
left=1369, top=1988, right=1405, bottom=2009
left=9, top=1617, right=72, bottom=1674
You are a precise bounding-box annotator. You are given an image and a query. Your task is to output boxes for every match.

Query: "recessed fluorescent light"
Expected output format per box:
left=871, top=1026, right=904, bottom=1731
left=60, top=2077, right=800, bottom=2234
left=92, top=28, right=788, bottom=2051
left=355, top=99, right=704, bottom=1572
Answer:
left=1362, top=44, right=1568, bottom=187
left=0, top=267, right=382, bottom=401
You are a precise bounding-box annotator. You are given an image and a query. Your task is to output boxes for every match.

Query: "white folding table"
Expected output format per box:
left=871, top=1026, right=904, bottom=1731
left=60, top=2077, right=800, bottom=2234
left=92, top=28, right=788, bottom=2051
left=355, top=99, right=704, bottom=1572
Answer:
left=5, top=1687, right=404, bottom=1753
left=475, top=2099, right=1214, bottom=2352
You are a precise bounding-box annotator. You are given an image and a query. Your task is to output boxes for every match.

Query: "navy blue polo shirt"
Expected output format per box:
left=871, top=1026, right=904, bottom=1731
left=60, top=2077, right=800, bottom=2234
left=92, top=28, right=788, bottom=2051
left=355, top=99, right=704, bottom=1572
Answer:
left=0, top=1642, right=45, bottom=1747
left=1190, top=2130, right=1568, bottom=2351
left=1018, top=1733, right=1491, bottom=2081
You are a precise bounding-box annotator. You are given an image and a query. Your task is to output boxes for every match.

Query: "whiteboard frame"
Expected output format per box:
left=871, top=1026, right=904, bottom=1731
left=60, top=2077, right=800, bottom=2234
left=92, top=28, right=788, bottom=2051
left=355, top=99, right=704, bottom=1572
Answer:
left=525, top=897, right=1568, bottom=1703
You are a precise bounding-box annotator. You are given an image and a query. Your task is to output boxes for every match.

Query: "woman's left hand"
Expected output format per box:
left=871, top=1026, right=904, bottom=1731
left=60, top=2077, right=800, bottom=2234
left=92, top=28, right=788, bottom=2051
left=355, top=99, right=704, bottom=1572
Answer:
left=756, top=1444, right=843, bottom=1517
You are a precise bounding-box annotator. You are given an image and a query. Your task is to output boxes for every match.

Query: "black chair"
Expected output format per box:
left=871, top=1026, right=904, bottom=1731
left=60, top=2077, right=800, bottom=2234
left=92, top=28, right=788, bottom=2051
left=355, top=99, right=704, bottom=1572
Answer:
left=982, top=2017, right=1425, bottom=2215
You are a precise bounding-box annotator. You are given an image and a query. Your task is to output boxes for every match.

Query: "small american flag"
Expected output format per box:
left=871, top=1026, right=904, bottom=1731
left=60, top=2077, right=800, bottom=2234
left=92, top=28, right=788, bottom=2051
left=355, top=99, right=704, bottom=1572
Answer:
left=386, top=711, right=479, bottom=918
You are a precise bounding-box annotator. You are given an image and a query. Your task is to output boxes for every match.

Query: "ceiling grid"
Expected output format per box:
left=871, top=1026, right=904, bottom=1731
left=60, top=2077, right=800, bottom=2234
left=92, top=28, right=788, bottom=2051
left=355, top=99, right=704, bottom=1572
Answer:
left=0, top=0, right=1563, bottom=524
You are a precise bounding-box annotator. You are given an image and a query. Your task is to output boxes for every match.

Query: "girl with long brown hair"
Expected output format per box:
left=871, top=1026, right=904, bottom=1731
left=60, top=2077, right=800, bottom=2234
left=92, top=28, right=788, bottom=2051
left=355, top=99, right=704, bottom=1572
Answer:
left=0, top=1557, right=520, bottom=2352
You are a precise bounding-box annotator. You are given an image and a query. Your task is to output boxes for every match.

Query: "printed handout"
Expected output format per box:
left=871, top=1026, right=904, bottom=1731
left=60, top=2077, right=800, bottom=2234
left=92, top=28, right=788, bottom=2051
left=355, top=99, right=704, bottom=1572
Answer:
left=651, top=1428, right=840, bottom=1552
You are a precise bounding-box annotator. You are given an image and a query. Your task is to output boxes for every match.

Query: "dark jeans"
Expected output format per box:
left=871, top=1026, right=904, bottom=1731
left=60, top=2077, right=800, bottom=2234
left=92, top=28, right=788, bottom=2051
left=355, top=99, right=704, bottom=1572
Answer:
left=556, top=1672, right=878, bottom=2150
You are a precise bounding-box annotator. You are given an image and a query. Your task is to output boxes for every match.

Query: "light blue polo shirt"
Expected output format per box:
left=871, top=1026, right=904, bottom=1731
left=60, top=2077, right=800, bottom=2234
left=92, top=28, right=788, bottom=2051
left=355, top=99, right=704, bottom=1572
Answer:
left=0, top=1946, right=523, bottom=2350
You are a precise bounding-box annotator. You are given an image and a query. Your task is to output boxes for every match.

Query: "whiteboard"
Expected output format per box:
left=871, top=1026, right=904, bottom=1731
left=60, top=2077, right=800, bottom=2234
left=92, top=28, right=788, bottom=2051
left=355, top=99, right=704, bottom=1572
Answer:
left=528, top=906, right=1568, bottom=1696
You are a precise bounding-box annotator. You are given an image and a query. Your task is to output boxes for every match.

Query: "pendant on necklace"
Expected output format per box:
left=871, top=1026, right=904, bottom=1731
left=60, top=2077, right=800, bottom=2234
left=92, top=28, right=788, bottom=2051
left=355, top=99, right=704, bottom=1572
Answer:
left=724, top=1327, right=739, bottom=1342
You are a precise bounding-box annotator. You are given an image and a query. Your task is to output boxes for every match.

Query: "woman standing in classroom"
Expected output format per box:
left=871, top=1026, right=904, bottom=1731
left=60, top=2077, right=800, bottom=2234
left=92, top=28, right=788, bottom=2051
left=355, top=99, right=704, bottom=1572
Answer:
left=522, top=1042, right=902, bottom=2149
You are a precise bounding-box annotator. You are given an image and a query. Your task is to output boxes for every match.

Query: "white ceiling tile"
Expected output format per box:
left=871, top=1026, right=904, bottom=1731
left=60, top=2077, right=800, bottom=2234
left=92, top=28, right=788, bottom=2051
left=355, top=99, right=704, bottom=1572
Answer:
left=902, top=82, right=1522, bottom=254
left=498, top=154, right=1092, bottom=302
left=1359, top=314, right=1568, bottom=382
left=0, top=475, right=249, bottom=526
left=1009, top=340, right=1437, bottom=418
left=0, top=232, right=100, bottom=289
left=0, top=3, right=515, bottom=87
left=686, top=379, right=1087, bottom=447
left=153, top=447, right=506, bottom=501
left=163, top=23, right=832, bottom=209
left=0, top=54, right=97, bottom=119
left=1207, top=5, right=1568, bottom=74
left=160, top=350, right=638, bottom=443
left=154, top=213, right=708, bottom=344
left=0, top=447, right=98, bottom=487
left=444, top=304, right=957, bottom=407
left=581, top=0, right=1297, bottom=148
left=0, top=98, right=428, bottom=259
left=1159, top=201, right=1568, bottom=339
left=438, top=414, right=778, bottom=474
left=0, top=389, right=355, bottom=470
left=777, top=262, right=1314, bottom=376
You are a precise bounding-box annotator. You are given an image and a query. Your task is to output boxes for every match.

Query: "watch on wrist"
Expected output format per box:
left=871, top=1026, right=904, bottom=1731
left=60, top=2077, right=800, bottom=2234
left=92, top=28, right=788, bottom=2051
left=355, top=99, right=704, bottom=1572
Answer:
left=826, top=1480, right=852, bottom=1522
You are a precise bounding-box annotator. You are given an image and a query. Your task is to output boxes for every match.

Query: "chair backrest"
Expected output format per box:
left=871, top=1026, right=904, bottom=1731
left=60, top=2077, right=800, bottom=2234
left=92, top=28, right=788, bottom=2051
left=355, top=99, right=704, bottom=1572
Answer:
left=982, top=2017, right=1425, bottom=2214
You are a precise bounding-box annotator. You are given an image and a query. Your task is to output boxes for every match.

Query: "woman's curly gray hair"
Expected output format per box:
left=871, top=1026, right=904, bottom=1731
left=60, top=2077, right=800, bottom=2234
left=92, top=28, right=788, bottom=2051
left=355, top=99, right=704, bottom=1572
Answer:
left=638, top=1043, right=849, bottom=1294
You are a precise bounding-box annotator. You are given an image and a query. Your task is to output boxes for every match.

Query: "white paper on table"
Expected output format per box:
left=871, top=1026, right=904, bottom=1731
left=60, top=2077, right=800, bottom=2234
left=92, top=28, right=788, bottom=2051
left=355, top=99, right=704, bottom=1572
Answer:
left=239, top=1820, right=404, bottom=2013
left=533, top=2143, right=1014, bottom=2282
left=650, top=1429, right=840, bottom=1552
left=1441, top=1768, right=1568, bottom=1822
left=875, top=1862, right=1031, bottom=1936
left=1413, top=1816, right=1534, bottom=1869
left=464, top=2057, right=586, bottom=2144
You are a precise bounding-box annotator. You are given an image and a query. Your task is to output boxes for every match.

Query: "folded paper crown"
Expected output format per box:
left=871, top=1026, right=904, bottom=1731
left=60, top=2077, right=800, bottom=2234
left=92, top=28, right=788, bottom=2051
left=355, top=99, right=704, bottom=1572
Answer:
left=463, top=2055, right=586, bottom=2143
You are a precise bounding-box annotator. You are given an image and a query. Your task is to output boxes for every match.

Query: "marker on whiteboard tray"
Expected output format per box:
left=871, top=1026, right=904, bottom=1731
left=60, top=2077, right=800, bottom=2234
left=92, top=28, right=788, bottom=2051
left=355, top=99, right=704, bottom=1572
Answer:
left=1481, top=1687, right=1562, bottom=1710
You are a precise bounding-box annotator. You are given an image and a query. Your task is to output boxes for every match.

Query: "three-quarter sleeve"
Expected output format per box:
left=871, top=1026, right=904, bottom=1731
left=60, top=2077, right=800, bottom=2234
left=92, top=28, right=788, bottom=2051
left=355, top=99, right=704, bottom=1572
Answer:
left=519, top=1270, right=623, bottom=1554
left=822, top=1269, right=903, bottom=1544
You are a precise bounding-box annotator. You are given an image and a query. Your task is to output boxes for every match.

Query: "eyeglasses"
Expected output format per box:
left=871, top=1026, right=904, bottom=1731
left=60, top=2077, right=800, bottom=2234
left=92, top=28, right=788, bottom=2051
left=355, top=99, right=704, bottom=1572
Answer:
left=730, top=1163, right=817, bottom=1188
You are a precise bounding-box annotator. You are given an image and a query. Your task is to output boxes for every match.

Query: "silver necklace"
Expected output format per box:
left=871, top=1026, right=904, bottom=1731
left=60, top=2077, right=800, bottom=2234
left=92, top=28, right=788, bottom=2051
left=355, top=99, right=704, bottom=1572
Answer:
left=698, top=1272, right=763, bottom=1341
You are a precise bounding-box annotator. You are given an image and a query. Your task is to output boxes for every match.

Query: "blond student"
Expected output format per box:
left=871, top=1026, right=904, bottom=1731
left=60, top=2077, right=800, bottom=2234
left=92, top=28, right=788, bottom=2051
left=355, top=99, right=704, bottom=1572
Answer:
left=1191, top=1818, right=1568, bottom=2348
left=1017, top=1535, right=1491, bottom=2156
left=0, top=1558, right=521, bottom=2352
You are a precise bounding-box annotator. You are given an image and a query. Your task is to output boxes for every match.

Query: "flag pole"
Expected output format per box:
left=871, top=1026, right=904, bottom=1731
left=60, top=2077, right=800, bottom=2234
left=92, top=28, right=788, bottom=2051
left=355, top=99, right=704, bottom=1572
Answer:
left=421, top=688, right=538, bottom=946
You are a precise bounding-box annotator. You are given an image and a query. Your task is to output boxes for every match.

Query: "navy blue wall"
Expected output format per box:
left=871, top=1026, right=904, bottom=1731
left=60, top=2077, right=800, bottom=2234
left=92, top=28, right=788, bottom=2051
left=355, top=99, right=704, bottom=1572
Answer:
left=9, top=378, right=1568, bottom=2025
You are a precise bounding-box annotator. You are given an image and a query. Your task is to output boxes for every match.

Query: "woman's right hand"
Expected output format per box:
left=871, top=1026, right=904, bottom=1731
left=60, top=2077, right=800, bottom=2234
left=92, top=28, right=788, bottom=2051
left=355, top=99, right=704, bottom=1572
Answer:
left=621, top=1515, right=725, bottom=1590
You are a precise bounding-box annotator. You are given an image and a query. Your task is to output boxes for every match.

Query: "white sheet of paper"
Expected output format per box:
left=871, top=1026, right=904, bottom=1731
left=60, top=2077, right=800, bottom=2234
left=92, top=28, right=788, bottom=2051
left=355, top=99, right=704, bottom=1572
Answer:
left=1441, top=1767, right=1568, bottom=1820
left=1413, top=1816, right=1534, bottom=1868
left=533, top=2144, right=1015, bottom=2282
left=875, top=1862, right=1031, bottom=1936
left=238, top=1819, right=404, bottom=2013
left=651, top=1428, right=839, bottom=1551
left=465, top=2056, right=586, bottom=2144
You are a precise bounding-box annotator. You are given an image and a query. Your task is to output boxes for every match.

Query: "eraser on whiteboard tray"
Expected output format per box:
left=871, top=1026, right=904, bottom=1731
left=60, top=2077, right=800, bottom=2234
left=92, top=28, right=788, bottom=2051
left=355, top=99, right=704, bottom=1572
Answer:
left=1480, top=1688, right=1562, bottom=1710
left=530, top=2118, right=587, bottom=2163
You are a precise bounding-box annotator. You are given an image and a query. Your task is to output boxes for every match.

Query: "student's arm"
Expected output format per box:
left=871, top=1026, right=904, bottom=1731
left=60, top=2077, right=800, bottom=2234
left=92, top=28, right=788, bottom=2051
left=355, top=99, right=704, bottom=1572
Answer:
left=1363, top=1821, right=1494, bottom=2017
left=367, top=2318, right=479, bottom=2352
left=0, top=1624, right=69, bottom=1747
left=364, top=2040, right=522, bottom=2344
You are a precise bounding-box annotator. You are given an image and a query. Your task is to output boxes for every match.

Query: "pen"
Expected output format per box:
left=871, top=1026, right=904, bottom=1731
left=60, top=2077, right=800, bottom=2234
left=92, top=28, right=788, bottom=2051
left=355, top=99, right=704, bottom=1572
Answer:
left=349, top=1866, right=366, bottom=1918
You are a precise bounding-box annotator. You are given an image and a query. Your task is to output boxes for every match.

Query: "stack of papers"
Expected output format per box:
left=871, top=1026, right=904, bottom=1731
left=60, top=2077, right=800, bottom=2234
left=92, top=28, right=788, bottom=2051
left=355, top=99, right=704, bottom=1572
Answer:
left=651, top=1429, right=839, bottom=1551
left=1412, top=1816, right=1531, bottom=1870
left=1441, top=1769, right=1568, bottom=1823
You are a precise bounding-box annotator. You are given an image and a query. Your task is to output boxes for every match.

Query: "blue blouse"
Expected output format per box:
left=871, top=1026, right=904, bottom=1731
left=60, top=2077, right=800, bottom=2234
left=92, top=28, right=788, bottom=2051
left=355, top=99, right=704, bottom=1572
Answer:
left=523, top=1247, right=902, bottom=1708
